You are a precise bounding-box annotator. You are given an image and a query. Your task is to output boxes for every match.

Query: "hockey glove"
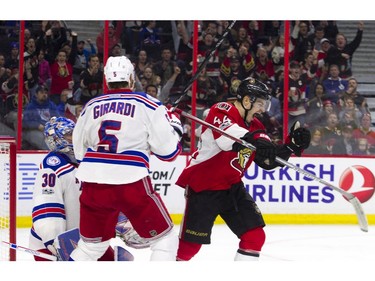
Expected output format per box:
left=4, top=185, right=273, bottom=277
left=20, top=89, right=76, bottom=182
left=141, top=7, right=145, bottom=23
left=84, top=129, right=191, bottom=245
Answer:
left=286, top=121, right=311, bottom=156
left=232, top=131, right=276, bottom=165
left=254, top=138, right=276, bottom=165
left=166, top=109, right=183, bottom=139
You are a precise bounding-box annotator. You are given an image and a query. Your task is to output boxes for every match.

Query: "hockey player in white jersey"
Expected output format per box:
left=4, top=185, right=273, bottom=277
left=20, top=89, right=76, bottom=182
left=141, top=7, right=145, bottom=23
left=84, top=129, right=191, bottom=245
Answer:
left=70, top=56, right=183, bottom=261
left=29, top=116, right=143, bottom=261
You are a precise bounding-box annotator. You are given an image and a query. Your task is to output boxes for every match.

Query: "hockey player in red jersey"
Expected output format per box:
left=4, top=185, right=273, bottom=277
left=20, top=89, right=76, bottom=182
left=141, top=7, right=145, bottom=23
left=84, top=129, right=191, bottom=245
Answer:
left=175, top=77, right=311, bottom=261
left=70, top=56, right=183, bottom=261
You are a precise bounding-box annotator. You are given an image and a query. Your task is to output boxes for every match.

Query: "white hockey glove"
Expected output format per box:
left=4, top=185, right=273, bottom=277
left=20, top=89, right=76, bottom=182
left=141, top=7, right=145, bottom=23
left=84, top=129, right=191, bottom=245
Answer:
left=166, top=108, right=183, bottom=139
left=115, top=219, right=151, bottom=249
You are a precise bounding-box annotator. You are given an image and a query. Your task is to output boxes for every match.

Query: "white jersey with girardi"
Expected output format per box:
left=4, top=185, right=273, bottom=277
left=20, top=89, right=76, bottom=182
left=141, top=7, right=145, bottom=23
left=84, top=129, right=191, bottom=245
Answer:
left=73, top=90, right=181, bottom=184
left=29, top=152, right=81, bottom=251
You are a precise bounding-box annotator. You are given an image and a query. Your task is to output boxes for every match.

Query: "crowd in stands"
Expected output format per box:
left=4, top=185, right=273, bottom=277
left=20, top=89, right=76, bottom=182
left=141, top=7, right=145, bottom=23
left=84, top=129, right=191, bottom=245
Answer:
left=0, top=20, right=374, bottom=156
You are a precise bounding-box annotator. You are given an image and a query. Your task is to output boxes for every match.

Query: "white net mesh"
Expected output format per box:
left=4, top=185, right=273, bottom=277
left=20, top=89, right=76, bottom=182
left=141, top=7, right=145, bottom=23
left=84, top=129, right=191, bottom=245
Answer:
left=0, top=140, right=12, bottom=261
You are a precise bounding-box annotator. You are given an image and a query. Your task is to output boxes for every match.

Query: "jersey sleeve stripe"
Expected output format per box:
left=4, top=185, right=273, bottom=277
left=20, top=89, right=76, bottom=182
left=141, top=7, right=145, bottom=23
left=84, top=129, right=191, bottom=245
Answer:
left=153, top=145, right=181, bottom=161
left=32, top=204, right=66, bottom=223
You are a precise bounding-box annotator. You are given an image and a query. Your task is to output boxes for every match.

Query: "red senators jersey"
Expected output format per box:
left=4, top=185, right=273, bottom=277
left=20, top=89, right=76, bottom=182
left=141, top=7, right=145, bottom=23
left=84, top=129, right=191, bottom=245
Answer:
left=176, top=102, right=267, bottom=192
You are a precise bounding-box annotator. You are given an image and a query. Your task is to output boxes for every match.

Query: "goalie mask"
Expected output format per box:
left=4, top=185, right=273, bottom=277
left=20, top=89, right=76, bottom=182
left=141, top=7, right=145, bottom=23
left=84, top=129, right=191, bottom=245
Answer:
left=104, top=55, right=134, bottom=84
left=44, top=117, right=75, bottom=154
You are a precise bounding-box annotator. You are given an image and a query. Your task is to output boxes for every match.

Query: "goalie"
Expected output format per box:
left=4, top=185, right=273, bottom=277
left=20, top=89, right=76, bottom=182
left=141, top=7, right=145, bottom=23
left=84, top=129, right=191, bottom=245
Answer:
left=28, top=116, right=149, bottom=261
left=175, top=77, right=311, bottom=261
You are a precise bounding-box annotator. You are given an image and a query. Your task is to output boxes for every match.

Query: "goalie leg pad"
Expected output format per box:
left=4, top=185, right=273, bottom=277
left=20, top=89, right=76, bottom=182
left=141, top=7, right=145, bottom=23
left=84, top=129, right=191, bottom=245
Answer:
left=54, top=228, right=80, bottom=261
left=114, top=246, right=134, bottom=261
left=149, top=229, right=178, bottom=261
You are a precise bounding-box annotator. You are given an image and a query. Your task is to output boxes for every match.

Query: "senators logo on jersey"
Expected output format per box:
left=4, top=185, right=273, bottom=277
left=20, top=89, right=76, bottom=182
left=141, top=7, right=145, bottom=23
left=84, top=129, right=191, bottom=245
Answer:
left=231, top=147, right=253, bottom=173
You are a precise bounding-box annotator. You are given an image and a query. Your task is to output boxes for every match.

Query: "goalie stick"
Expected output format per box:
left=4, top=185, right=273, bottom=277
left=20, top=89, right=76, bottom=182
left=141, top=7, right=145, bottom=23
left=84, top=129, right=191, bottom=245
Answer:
left=172, top=107, right=369, bottom=233
left=172, top=20, right=237, bottom=107
left=2, top=241, right=57, bottom=261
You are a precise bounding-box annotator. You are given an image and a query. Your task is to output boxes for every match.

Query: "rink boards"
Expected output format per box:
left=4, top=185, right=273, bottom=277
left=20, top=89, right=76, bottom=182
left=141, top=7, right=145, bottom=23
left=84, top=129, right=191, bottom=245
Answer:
left=13, top=153, right=375, bottom=227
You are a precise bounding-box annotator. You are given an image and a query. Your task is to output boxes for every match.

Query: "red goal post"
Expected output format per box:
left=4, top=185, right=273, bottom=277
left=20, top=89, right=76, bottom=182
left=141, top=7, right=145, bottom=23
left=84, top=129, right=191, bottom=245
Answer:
left=0, top=137, right=17, bottom=261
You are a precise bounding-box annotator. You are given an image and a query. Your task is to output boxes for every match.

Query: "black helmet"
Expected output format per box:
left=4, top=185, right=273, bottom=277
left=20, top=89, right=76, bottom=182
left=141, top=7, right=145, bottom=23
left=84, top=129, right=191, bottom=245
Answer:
left=236, top=77, right=271, bottom=102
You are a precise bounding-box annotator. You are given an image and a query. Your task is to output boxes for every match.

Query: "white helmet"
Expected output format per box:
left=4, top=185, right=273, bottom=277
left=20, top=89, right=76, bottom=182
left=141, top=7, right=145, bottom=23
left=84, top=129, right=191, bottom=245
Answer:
left=104, top=56, right=134, bottom=83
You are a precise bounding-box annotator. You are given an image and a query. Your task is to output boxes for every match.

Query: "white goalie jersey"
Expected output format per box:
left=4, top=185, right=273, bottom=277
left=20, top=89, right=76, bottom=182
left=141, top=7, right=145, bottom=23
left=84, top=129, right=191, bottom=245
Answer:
left=73, top=91, right=181, bottom=184
left=29, top=152, right=81, bottom=252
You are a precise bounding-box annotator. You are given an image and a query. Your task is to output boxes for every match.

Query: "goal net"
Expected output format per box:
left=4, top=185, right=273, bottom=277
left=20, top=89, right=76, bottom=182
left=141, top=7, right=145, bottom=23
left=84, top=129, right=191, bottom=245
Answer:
left=0, top=137, right=16, bottom=261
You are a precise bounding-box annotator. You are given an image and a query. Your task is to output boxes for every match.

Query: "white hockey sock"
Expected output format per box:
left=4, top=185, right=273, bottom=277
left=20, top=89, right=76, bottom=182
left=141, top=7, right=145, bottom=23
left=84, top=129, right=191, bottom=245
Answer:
left=70, top=239, right=110, bottom=261
left=149, top=229, right=178, bottom=261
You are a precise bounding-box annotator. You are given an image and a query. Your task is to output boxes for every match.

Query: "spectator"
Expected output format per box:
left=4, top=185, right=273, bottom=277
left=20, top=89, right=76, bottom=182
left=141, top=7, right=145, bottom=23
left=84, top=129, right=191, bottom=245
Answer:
left=332, top=125, right=356, bottom=155
left=220, top=46, right=255, bottom=100
left=301, top=51, right=318, bottom=89
left=262, top=91, right=282, bottom=135
left=72, top=39, right=96, bottom=90
left=171, top=21, right=193, bottom=68
left=291, top=21, right=315, bottom=63
left=37, top=49, right=51, bottom=89
left=235, top=27, right=253, bottom=53
left=110, top=43, right=123, bottom=57
left=263, top=21, right=282, bottom=41
left=134, top=49, right=152, bottom=79
left=152, top=46, right=176, bottom=87
left=159, top=65, right=183, bottom=105
left=56, top=88, right=71, bottom=116
left=321, top=112, right=342, bottom=152
left=253, top=45, right=275, bottom=84
left=78, top=54, right=103, bottom=105
left=23, top=41, right=40, bottom=98
left=352, top=113, right=375, bottom=150
left=338, top=96, right=362, bottom=129
left=325, top=21, right=364, bottom=79
left=120, top=21, right=143, bottom=55
left=315, top=38, right=332, bottom=81
left=319, top=21, right=339, bottom=44
left=306, top=82, right=327, bottom=127
left=353, top=138, right=371, bottom=155
left=194, top=66, right=224, bottom=110
left=338, top=77, right=369, bottom=115
left=138, top=21, right=161, bottom=63
left=304, top=127, right=330, bottom=154
left=4, top=42, right=19, bottom=70
left=322, top=64, right=348, bottom=104
left=1, top=92, right=29, bottom=138
left=197, top=32, right=221, bottom=78
left=22, top=85, right=61, bottom=150
left=309, top=24, right=326, bottom=51
left=96, top=22, right=123, bottom=62
left=49, top=49, right=74, bottom=105
left=275, top=61, right=309, bottom=130
left=141, top=66, right=161, bottom=91
left=271, top=34, right=294, bottom=74
left=43, top=21, right=68, bottom=64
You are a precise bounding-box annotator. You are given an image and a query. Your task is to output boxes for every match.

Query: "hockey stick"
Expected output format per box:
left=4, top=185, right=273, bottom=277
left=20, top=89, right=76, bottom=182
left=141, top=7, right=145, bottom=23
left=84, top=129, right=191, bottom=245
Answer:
left=2, top=241, right=57, bottom=261
left=172, top=108, right=369, bottom=232
left=172, top=20, right=237, bottom=107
